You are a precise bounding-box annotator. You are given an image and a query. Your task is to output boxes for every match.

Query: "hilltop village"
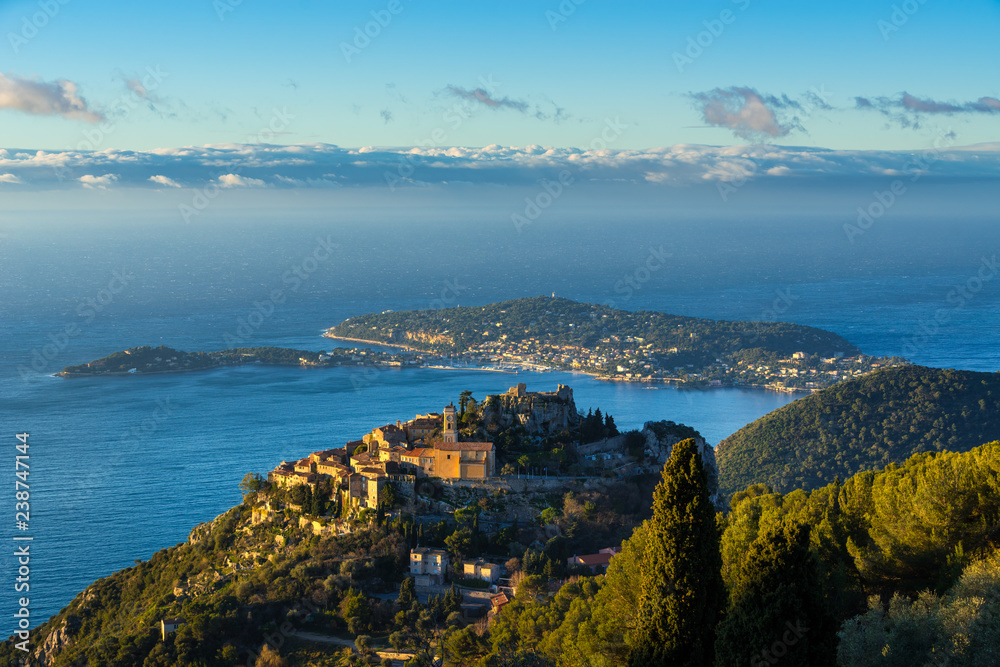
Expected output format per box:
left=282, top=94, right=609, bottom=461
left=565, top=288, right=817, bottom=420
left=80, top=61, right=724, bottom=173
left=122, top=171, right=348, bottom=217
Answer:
left=253, top=383, right=652, bottom=628
left=267, top=398, right=498, bottom=512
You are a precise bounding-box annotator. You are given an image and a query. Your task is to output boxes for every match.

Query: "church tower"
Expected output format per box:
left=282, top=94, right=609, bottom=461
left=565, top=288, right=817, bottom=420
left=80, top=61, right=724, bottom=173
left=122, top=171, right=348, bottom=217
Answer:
left=443, top=403, right=457, bottom=443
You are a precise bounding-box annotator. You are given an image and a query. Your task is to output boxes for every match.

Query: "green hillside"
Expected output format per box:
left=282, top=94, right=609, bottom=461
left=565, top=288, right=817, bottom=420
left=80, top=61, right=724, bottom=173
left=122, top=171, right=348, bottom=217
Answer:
left=6, top=440, right=1000, bottom=666
left=716, top=365, right=1000, bottom=495
left=326, top=296, right=860, bottom=358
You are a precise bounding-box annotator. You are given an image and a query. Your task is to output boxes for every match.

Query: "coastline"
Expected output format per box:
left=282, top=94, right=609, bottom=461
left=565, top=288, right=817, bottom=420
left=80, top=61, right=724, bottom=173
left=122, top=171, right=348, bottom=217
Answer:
left=55, top=332, right=828, bottom=394
left=322, top=332, right=423, bottom=352
left=56, top=360, right=322, bottom=379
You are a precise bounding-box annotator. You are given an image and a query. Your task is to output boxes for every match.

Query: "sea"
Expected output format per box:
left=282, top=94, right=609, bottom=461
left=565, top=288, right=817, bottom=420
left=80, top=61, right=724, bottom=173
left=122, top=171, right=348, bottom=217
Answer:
left=1, top=217, right=998, bottom=637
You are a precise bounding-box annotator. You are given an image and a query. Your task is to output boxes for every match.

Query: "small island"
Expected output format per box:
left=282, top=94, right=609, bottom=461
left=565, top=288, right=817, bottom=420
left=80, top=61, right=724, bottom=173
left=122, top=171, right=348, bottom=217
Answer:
left=57, top=345, right=414, bottom=377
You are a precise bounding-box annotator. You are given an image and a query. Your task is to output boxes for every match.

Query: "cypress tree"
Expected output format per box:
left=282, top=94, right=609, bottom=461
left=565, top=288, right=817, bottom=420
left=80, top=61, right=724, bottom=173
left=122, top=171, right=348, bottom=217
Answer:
left=713, top=522, right=836, bottom=667
left=398, top=576, right=417, bottom=610
left=630, top=438, right=724, bottom=667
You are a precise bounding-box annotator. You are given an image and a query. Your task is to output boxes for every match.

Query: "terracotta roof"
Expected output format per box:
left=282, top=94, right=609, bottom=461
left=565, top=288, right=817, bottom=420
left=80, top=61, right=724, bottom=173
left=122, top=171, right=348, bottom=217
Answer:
left=314, top=448, right=346, bottom=459
left=403, top=448, right=432, bottom=458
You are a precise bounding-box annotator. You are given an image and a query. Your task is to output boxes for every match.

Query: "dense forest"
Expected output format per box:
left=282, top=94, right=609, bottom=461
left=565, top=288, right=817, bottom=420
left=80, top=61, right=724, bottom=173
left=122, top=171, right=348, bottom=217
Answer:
left=445, top=441, right=1000, bottom=666
left=325, top=296, right=861, bottom=359
left=6, top=439, right=998, bottom=666
left=716, top=364, right=1000, bottom=495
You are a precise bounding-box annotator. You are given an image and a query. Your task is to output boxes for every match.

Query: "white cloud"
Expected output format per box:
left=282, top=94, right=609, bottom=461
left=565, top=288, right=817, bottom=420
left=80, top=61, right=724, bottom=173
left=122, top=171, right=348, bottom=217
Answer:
left=79, top=174, right=119, bottom=190
left=0, top=73, right=104, bottom=123
left=218, top=173, right=266, bottom=188
left=148, top=174, right=181, bottom=188
left=0, top=142, right=997, bottom=191
left=0, top=173, right=22, bottom=183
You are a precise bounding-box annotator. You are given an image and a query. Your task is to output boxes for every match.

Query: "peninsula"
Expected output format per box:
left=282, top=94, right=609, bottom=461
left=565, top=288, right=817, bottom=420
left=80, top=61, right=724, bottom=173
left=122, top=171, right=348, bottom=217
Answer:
left=57, top=345, right=413, bottom=377
left=325, top=296, right=904, bottom=392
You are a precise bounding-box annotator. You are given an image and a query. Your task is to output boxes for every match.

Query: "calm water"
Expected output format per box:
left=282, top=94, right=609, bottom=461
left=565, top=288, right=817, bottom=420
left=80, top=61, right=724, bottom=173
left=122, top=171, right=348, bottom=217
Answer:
left=1, top=222, right=999, bottom=637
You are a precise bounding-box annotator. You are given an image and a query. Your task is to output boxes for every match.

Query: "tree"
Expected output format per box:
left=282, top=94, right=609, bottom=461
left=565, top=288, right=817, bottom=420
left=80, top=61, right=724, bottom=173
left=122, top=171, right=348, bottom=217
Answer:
left=289, top=484, right=308, bottom=507
left=459, top=390, right=473, bottom=416
left=255, top=645, right=288, bottom=667
left=342, top=587, right=371, bottom=634
left=604, top=413, right=618, bottom=436
left=239, top=472, right=264, bottom=499
left=628, top=438, right=724, bottom=666
left=311, top=487, right=323, bottom=516
left=445, top=626, right=487, bottom=666
left=445, top=528, right=474, bottom=561
left=398, top=577, right=418, bottom=610
left=389, top=630, right=409, bottom=651
left=714, top=522, right=836, bottom=667
left=354, top=635, right=373, bottom=657
left=518, top=455, right=531, bottom=475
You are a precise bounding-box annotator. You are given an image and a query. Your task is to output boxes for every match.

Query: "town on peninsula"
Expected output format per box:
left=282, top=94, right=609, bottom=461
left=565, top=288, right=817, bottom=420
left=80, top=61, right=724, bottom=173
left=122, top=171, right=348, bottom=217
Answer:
left=59, top=297, right=904, bottom=393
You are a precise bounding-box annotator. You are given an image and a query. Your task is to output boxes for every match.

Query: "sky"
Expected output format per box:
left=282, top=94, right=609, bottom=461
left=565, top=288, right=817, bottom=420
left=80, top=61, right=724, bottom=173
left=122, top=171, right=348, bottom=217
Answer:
left=0, top=0, right=998, bottom=210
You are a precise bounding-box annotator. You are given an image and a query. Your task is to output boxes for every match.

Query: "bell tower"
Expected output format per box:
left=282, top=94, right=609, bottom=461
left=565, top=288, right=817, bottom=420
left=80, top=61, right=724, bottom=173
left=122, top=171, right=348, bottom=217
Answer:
left=443, top=403, right=457, bottom=443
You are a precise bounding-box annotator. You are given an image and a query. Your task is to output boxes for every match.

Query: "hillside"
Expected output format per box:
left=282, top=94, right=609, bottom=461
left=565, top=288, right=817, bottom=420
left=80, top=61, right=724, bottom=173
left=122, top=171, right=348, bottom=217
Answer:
left=0, top=464, right=671, bottom=666
left=324, top=297, right=888, bottom=390
left=326, top=297, right=859, bottom=358
left=6, top=439, right=1000, bottom=666
left=716, top=365, right=1000, bottom=495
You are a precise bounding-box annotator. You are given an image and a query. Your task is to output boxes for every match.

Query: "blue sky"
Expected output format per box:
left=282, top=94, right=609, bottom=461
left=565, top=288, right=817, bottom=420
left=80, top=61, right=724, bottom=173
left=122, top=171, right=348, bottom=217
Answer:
left=0, top=0, right=998, bottom=207
left=3, top=0, right=999, bottom=151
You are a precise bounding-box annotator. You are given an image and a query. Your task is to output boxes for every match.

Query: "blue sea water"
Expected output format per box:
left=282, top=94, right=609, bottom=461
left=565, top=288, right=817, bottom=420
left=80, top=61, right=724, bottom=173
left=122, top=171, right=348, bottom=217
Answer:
left=1, top=219, right=998, bottom=638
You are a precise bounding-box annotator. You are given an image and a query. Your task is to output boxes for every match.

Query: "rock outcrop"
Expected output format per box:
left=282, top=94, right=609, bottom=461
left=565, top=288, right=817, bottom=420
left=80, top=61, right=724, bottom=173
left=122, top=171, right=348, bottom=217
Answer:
left=640, top=421, right=719, bottom=506
left=31, top=616, right=79, bottom=666
left=480, top=384, right=580, bottom=435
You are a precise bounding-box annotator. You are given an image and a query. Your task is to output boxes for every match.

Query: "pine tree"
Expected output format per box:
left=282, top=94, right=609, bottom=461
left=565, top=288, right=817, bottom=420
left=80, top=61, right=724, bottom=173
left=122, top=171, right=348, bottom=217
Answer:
left=713, top=522, right=836, bottom=667
left=398, top=576, right=417, bottom=610
left=604, top=413, right=617, bottom=436
left=629, top=438, right=724, bottom=667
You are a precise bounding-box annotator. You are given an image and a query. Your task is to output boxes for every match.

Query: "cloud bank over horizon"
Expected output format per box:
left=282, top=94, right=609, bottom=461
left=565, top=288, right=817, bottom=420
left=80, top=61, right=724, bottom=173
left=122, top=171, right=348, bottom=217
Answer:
left=0, top=142, right=998, bottom=193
